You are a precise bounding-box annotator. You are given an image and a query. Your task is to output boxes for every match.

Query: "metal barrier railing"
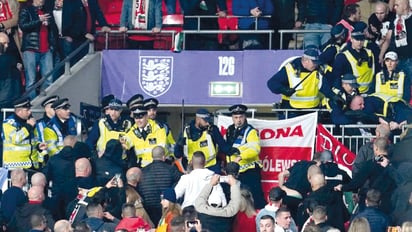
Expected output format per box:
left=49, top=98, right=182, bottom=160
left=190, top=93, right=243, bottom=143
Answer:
left=21, top=40, right=94, bottom=100
left=278, top=29, right=330, bottom=49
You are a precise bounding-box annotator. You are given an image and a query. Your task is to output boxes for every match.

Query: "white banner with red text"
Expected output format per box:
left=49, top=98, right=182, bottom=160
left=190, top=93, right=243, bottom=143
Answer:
left=217, top=112, right=317, bottom=196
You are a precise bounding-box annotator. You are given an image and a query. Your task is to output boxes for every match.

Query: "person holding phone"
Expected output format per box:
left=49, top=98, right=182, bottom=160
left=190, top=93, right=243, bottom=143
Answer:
left=194, top=174, right=241, bottom=232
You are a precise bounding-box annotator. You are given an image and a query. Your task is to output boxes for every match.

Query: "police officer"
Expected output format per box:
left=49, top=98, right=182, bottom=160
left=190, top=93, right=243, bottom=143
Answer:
left=143, top=98, right=176, bottom=156
left=325, top=73, right=359, bottom=112
left=121, top=106, right=167, bottom=167
left=267, top=47, right=334, bottom=119
left=86, top=98, right=132, bottom=155
left=331, top=26, right=376, bottom=94
left=320, top=24, right=348, bottom=66
left=35, top=95, right=59, bottom=164
left=44, top=98, right=81, bottom=156
left=364, top=93, right=412, bottom=130
left=35, top=95, right=59, bottom=144
left=126, top=94, right=144, bottom=112
left=225, top=104, right=265, bottom=208
left=374, top=51, right=410, bottom=102
left=174, top=109, right=231, bottom=173
left=2, top=98, right=47, bottom=169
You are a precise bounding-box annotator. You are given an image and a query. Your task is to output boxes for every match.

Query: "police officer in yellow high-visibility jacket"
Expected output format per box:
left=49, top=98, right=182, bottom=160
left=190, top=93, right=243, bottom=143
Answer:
left=2, top=98, right=47, bottom=169
left=174, top=109, right=232, bottom=173
left=85, top=98, right=132, bottom=155
left=43, top=98, right=81, bottom=156
left=225, top=104, right=265, bottom=208
left=267, top=47, right=334, bottom=119
left=121, top=107, right=167, bottom=167
left=374, top=51, right=410, bottom=102
left=331, top=27, right=377, bottom=95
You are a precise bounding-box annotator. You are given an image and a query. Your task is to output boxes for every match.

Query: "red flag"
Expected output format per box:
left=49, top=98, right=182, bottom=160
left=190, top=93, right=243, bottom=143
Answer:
left=316, top=124, right=355, bottom=175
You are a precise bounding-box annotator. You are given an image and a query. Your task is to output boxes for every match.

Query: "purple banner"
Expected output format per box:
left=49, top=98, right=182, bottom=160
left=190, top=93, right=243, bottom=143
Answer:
left=101, top=50, right=302, bottom=105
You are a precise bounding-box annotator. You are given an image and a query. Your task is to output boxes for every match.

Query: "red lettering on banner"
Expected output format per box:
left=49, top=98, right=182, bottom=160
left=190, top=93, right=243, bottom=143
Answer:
left=258, top=125, right=304, bottom=140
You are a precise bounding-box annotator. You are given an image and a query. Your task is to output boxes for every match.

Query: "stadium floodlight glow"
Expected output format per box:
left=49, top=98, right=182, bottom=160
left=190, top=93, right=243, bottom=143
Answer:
left=209, top=82, right=242, bottom=97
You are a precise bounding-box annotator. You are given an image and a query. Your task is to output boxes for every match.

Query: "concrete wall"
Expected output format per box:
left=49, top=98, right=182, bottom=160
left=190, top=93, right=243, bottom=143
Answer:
left=32, top=53, right=102, bottom=116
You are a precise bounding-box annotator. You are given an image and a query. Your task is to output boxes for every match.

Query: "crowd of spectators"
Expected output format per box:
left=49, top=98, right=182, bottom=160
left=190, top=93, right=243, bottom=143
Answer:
left=1, top=0, right=412, bottom=231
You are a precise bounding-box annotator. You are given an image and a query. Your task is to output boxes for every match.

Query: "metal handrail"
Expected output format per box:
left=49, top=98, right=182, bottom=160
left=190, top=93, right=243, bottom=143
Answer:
left=271, top=108, right=331, bottom=119
left=278, top=29, right=330, bottom=49
left=21, top=40, right=94, bottom=100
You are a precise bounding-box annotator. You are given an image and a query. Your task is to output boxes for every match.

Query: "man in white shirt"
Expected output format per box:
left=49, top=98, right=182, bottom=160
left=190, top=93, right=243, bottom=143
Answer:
left=174, top=151, right=226, bottom=208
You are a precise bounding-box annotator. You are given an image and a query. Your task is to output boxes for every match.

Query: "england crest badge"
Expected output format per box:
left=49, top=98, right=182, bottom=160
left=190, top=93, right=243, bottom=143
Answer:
left=139, top=56, right=173, bottom=97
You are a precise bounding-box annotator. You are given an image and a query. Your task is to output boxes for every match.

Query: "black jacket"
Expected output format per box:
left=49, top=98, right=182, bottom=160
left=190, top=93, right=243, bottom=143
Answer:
left=93, top=139, right=125, bottom=187
left=45, top=0, right=108, bottom=39
left=297, top=0, right=343, bottom=25
left=18, top=5, right=57, bottom=52
left=43, top=146, right=77, bottom=196
left=138, top=160, right=181, bottom=208
left=303, top=186, right=349, bottom=231
left=8, top=202, right=55, bottom=232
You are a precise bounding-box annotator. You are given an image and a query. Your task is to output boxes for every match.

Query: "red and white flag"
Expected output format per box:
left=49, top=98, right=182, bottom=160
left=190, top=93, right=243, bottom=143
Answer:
left=217, top=112, right=317, bottom=195
left=316, top=124, right=356, bottom=176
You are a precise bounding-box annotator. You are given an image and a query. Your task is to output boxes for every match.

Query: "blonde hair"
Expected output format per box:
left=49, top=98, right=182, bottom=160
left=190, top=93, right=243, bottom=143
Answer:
left=348, top=217, right=371, bottom=232
left=239, top=188, right=257, bottom=217
left=125, top=186, right=154, bottom=227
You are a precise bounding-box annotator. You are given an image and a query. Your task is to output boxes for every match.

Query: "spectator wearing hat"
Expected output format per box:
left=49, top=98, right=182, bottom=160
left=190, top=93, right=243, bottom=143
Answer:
left=86, top=98, right=133, bottom=156
left=121, top=107, right=167, bottom=167
left=225, top=104, right=265, bottom=209
left=43, top=98, right=80, bottom=156
left=267, top=48, right=335, bottom=119
left=143, top=98, right=176, bottom=158
left=320, top=24, right=348, bottom=66
left=174, top=151, right=226, bottom=209
left=373, top=51, right=410, bottom=102
left=2, top=98, right=47, bottom=169
left=156, top=188, right=181, bottom=231
left=35, top=95, right=59, bottom=144
left=174, top=108, right=231, bottom=173
left=331, top=24, right=376, bottom=95
left=255, top=187, right=298, bottom=232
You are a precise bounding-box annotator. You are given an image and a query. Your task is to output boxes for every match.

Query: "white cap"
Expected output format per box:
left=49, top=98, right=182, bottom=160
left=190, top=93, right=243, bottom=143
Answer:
left=384, top=51, right=398, bottom=61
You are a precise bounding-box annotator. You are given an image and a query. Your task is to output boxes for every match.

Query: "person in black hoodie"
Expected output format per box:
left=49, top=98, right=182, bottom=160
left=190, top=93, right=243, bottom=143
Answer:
left=93, top=139, right=125, bottom=187
left=43, top=135, right=78, bottom=219
left=302, top=173, right=349, bottom=232
left=318, top=150, right=352, bottom=190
